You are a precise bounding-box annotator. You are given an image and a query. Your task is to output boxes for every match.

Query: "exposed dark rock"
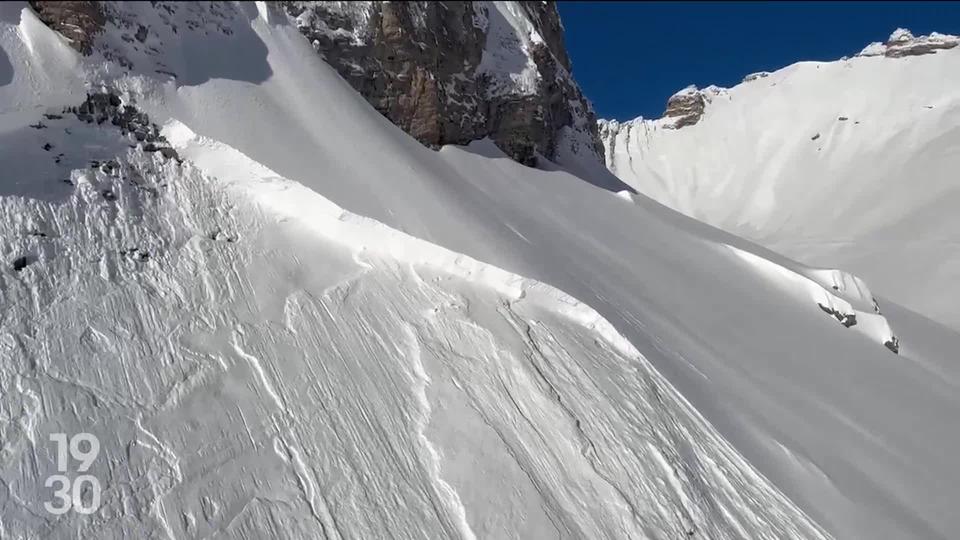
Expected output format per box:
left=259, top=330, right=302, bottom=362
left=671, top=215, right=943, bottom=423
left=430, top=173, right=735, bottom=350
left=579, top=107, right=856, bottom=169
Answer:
left=838, top=116, right=849, bottom=121
left=884, top=337, right=900, bottom=354
left=811, top=133, right=821, bottom=141
left=209, top=229, right=238, bottom=243
left=122, top=247, right=150, bottom=262
left=12, top=255, right=33, bottom=272
left=64, top=91, right=179, bottom=160
left=42, top=143, right=53, bottom=151
left=664, top=91, right=707, bottom=129
left=817, top=303, right=857, bottom=328
left=742, top=72, right=770, bottom=83
left=101, top=189, right=117, bottom=201
left=282, top=1, right=603, bottom=167
left=858, top=29, right=959, bottom=58
left=28, top=1, right=106, bottom=55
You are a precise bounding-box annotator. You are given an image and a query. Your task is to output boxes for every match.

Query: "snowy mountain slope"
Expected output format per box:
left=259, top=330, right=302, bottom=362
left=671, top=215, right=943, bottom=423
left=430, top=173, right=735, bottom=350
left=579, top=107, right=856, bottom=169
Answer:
left=4, top=4, right=960, bottom=539
left=599, top=30, right=960, bottom=330
left=0, top=117, right=828, bottom=539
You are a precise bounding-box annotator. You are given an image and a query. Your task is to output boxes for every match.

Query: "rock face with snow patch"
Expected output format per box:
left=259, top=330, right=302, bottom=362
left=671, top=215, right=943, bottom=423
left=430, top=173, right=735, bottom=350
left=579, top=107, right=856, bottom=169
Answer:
left=281, top=1, right=604, bottom=166
left=663, top=85, right=709, bottom=128
left=27, top=1, right=105, bottom=55
left=858, top=28, right=959, bottom=58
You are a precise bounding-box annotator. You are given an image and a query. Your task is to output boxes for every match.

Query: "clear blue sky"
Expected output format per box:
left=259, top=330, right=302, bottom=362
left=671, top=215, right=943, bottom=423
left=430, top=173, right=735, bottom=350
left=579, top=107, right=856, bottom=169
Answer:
left=557, top=1, right=960, bottom=121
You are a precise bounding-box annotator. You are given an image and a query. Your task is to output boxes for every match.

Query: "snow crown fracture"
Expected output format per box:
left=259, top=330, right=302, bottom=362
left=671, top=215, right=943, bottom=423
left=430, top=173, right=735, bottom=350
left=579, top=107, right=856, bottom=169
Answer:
left=28, top=0, right=606, bottom=168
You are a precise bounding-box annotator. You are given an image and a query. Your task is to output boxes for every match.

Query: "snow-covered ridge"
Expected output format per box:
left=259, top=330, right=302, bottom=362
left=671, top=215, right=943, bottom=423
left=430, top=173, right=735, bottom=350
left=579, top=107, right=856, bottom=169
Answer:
left=600, top=27, right=957, bottom=132
left=164, top=119, right=634, bottom=354
left=598, top=31, right=960, bottom=331
left=859, top=28, right=959, bottom=58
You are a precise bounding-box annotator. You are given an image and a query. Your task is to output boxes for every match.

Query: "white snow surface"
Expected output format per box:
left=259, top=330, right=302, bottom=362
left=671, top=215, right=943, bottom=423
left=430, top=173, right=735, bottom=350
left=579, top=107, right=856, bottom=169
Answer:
left=600, top=43, right=960, bottom=331
left=476, top=2, right=545, bottom=98
left=3, top=4, right=960, bottom=539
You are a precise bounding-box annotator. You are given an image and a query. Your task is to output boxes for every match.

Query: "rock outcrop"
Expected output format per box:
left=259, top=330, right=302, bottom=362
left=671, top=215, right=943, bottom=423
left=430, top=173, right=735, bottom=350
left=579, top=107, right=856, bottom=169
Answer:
left=27, top=1, right=105, bottom=55
left=660, top=85, right=728, bottom=129
left=858, top=28, right=959, bottom=58
left=282, top=1, right=604, bottom=167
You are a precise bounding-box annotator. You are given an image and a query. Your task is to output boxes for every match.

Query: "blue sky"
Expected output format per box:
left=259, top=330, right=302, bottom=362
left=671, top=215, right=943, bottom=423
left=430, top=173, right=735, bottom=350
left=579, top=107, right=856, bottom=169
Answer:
left=557, top=1, right=960, bottom=121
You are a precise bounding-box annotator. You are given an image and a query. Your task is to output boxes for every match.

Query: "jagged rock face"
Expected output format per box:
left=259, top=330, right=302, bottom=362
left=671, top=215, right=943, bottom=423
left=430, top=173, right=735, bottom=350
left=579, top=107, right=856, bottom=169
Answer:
left=28, top=1, right=105, bottom=55
left=662, top=89, right=707, bottom=129
left=282, top=1, right=604, bottom=167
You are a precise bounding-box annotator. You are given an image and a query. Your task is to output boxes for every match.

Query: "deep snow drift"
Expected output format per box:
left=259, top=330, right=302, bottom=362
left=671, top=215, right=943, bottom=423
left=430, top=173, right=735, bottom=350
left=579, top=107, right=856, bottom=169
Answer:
left=600, top=30, right=960, bottom=330
left=3, top=4, right=960, bottom=539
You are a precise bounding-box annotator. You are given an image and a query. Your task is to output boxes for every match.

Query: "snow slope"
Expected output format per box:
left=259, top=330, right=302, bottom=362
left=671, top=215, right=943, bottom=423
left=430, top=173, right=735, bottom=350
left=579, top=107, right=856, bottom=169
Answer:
left=3, top=4, right=960, bottom=539
left=599, top=33, right=960, bottom=330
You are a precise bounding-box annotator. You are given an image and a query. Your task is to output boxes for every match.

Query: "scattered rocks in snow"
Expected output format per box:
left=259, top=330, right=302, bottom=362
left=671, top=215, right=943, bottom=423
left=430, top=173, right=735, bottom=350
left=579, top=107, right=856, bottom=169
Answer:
left=209, top=229, right=238, bottom=243
left=742, top=72, right=770, bottom=83
left=818, top=303, right=858, bottom=328
left=42, top=142, right=54, bottom=151
left=63, top=92, right=180, bottom=160
left=29, top=121, right=47, bottom=129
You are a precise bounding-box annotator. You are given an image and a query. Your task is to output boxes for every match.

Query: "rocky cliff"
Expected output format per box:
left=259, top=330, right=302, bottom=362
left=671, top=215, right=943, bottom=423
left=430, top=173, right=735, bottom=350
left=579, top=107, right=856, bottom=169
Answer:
left=281, top=1, right=603, bottom=167
left=27, top=1, right=605, bottom=169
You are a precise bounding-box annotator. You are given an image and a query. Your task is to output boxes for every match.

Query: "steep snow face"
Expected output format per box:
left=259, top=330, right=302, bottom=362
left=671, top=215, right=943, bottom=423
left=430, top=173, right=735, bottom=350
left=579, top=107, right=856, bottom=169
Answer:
left=0, top=116, right=826, bottom=539
left=600, top=37, right=960, bottom=330
left=6, top=5, right=960, bottom=540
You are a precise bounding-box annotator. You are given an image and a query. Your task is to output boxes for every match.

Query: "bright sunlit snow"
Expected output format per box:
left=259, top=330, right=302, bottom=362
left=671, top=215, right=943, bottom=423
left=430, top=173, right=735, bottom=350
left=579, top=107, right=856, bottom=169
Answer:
left=3, top=4, right=960, bottom=540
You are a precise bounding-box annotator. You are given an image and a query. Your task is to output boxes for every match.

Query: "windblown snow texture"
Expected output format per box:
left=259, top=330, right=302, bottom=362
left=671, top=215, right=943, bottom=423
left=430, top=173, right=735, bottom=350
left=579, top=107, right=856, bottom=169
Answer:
left=3, top=4, right=960, bottom=540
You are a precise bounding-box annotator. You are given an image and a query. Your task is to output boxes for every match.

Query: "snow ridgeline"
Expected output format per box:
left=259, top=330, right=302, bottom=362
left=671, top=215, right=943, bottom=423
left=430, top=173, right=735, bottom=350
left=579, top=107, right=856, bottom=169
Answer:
left=163, top=120, right=635, bottom=357
left=600, top=28, right=958, bottom=134
left=598, top=29, right=960, bottom=331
